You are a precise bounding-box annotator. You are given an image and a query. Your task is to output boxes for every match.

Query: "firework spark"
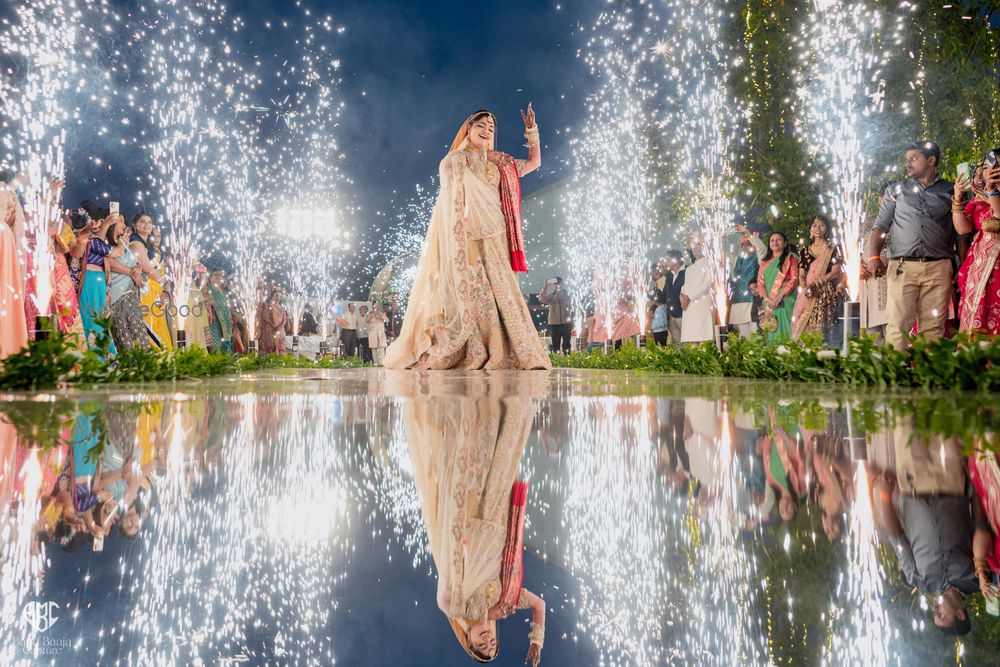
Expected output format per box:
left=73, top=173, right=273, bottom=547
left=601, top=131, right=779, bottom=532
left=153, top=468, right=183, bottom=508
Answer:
left=795, top=0, right=885, bottom=301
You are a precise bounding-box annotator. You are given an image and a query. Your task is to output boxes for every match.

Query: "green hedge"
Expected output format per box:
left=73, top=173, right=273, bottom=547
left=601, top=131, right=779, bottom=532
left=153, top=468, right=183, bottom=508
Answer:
left=552, top=333, right=1000, bottom=391
left=2, top=321, right=997, bottom=391
left=0, top=323, right=364, bottom=391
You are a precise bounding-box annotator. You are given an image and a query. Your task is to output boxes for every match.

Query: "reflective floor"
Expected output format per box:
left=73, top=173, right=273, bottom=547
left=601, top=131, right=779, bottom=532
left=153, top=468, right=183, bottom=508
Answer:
left=1, top=369, right=998, bottom=666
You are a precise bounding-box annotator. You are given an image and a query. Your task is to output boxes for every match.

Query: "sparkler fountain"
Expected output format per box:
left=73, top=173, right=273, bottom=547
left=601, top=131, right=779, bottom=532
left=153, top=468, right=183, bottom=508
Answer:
left=144, top=0, right=242, bottom=349
left=565, top=5, right=656, bottom=348
left=259, top=9, right=350, bottom=346
left=273, top=206, right=350, bottom=338
left=0, top=0, right=82, bottom=339
left=795, top=0, right=885, bottom=352
left=657, top=0, right=746, bottom=351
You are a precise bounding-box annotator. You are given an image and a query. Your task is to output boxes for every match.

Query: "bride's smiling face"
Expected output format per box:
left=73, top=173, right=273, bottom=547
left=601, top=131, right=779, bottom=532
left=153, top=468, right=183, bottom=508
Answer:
left=467, top=115, right=495, bottom=151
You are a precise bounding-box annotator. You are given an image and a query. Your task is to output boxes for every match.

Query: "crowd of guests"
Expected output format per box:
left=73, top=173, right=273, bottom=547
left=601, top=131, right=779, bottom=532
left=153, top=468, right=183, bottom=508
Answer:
left=2, top=139, right=998, bottom=365
left=561, top=141, right=1000, bottom=352
left=0, top=176, right=404, bottom=364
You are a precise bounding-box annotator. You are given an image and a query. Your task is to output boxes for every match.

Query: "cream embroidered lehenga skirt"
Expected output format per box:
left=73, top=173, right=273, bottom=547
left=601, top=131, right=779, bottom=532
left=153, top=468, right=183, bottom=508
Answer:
left=384, top=148, right=551, bottom=370
left=396, top=372, right=546, bottom=644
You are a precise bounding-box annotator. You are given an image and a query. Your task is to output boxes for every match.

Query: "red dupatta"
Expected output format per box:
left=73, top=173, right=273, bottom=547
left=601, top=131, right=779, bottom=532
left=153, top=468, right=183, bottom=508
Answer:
left=496, top=155, right=528, bottom=273
left=498, top=480, right=529, bottom=607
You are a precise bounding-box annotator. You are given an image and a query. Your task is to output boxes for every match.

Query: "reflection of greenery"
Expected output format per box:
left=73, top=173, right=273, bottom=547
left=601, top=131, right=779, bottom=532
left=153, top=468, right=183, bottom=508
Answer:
left=0, top=398, right=79, bottom=450
left=552, top=333, right=1000, bottom=391
left=733, top=395, right=999, bottom=452
left=0, top=322, right=365, bottom=390
left=0, top=399, right=111, bottom=463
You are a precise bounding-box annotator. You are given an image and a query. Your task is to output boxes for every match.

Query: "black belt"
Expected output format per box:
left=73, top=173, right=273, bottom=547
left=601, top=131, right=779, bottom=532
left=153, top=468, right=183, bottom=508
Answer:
left=893, top=256, right=948, bottom=263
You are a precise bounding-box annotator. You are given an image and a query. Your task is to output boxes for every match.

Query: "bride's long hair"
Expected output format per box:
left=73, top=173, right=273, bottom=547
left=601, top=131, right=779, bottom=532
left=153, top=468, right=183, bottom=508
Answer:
left=449, top=110, right=497, bottom=153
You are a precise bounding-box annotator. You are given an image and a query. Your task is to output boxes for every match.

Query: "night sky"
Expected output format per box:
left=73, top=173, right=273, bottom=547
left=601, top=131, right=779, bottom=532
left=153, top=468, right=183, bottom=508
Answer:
left=3, top=0, right=597, bottom=294
left=322, top=0, right=592, bottom=214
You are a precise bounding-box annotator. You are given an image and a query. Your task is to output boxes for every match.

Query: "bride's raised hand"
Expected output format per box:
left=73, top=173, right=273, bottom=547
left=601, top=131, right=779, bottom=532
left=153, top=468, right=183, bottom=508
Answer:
left=521, top=102, right=536, bottom=129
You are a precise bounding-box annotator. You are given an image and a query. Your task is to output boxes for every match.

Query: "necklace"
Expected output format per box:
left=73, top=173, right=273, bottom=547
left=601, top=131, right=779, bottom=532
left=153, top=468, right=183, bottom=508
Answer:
left=464, top=143, right=496, bottom=182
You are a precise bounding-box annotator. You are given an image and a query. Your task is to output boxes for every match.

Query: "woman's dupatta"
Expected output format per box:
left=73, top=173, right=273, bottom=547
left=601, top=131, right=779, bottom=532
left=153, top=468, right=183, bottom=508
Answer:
left=496, top=158, right=528, bottom=272
left=760, top=257, right=792, bottom=331
left=960, top=214, right=1000, bottom=332
left=499, top=480, right=529, bottom=607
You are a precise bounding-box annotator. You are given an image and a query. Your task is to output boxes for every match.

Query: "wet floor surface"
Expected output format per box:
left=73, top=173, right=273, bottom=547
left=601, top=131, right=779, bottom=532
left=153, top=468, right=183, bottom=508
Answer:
left=1, top=369, right=998, bottom=666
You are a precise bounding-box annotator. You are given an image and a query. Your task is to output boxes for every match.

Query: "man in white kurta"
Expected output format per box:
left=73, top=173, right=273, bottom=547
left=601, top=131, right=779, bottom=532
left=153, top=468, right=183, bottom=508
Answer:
left=679, top=244, right=715, bottom=343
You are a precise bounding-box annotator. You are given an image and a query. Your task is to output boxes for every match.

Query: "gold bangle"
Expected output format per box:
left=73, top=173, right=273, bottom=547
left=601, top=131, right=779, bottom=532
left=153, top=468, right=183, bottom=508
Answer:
left=524, top=125, right=540, bottom=148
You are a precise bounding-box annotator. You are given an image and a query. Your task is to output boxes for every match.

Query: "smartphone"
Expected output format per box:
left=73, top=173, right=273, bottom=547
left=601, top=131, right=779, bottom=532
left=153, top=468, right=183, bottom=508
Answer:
left=109, top=201, right=119, bottom=216
left=956, top=162, right=971, bottom=188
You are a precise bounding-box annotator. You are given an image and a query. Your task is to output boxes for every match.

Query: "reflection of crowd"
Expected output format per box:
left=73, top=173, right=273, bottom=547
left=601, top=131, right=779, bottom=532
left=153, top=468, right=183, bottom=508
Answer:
left=869, top=421, right=996, bottom=637
left=643, top=395, right=1000, bottom=639
left=4, top=398, right=243, bottom=568
left=29, top=405, right=163, bottom=556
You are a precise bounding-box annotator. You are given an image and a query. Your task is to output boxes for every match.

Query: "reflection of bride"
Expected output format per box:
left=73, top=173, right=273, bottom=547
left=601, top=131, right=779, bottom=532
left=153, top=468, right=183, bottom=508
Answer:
left=406, top=392, right=546, bottom=664
left=384, top=107, right=551, bottom=371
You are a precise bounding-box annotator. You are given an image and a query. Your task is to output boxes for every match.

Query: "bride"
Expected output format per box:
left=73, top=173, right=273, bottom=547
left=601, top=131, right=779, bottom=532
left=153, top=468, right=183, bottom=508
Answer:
left=384, top=105, right=552, bottom=370
left=404, top=377, right=547, bottom=664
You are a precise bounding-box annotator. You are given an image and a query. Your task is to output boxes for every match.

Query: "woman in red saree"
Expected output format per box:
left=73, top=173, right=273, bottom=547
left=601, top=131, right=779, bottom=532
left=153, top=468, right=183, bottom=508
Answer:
left=954, top=163, right=1000, bottom=334
left=969, top=443, right=1000, bottom=603
left=384, top=107, right=550, bottom=370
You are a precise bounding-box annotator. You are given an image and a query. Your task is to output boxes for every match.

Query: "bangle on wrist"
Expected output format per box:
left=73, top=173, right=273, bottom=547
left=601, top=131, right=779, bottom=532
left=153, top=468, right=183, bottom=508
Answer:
left=987, top=190, right=1000, bottom=198
left=528, top=621, right=545, bottom=648
left=524, top=125, right=540, bottom=148
left=868, top=255, right=882, bottom=262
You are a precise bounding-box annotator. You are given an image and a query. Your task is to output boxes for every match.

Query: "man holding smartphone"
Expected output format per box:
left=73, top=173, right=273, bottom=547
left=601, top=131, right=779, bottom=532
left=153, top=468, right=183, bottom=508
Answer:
left=538, top=277, right=572, bottom=354
left=867, top=141, right=955, bottom=350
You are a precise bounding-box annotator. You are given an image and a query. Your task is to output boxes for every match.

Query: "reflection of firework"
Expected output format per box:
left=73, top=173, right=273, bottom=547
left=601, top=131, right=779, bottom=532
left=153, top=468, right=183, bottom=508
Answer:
left=823, top=463, right=894, bottom=665
left=679, top=402, right=768, bottom=664
left=560, top=397, right=668, bottom=666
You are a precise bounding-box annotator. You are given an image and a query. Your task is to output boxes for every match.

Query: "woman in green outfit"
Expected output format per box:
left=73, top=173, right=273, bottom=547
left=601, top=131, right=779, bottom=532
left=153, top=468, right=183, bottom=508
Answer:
left=206, top=269, right=235, bottom=354
left=755, top=231, right=800, bottom=341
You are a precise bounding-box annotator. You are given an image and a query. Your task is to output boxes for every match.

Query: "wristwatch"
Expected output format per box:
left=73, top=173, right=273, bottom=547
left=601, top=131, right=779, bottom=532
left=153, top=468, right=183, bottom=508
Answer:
left=987, top=190, right=1000, bottom=198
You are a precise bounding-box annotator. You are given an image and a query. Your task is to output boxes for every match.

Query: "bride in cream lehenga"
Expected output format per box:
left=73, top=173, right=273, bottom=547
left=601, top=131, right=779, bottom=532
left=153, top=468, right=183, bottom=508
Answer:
left=384, top=105, right=551, bottom=370
left=401, top=373, right=548, bottom=664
